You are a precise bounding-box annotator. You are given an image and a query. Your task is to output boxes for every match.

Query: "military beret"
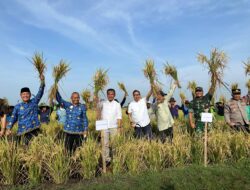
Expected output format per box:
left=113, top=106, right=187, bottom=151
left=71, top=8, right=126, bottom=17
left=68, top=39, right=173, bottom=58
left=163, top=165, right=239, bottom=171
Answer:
left=20, top=87, right=31, bottom=93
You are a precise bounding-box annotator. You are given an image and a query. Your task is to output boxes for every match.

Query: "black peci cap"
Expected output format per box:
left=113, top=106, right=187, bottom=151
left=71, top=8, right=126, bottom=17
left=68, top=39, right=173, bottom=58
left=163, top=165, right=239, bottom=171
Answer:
left=20, top=87, right=31, bottom=94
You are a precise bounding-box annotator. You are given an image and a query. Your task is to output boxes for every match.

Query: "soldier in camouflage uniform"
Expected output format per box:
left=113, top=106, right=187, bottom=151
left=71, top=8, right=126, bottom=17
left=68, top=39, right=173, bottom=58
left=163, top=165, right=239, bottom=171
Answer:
left=224, top=89, right=249, bottom=133
left=188, top=84, right=215, bottom=134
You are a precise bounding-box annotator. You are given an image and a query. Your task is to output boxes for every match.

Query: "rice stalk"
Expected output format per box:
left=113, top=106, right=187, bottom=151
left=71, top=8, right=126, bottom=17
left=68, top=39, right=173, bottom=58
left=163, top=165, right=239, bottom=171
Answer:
left=118, top=82, right=128, bottom=96
left=197, top=48, right=228, bottom=91
left=219, top=95, right=226, bottom=104
left=143, top=59, right=160, bottom=95
left=164, top=63, right=181, bottom=88
left=81, top=89, right=91, bottom=108
left=179, top=92, right=186, bottom=102
left=93, top=68, right=109, bottom=97
left=187, top=81, right=197, bottom=98
left=243, top=58, right=250, bottom=76
left=246, top=79, right=250, bottom=91
left=31, top=52, right=47, bottom=79
left=48, top=60, right=70, bottom=104
left=231, top=83, right=238, bottom=90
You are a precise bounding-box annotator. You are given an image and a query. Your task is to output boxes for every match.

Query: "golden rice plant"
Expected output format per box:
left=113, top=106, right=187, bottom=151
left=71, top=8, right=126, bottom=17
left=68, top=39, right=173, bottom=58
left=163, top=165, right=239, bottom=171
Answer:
left=118, top=82, right=128, bottom=96
left=208, top=131, right=231, bottom=164
left=20, top=136, right=45, bottom=185
left=187, top=81, right=197, bottom=98
left=81, top=89, right=91, bottom=108
left=43, top=140, right=71, bottom=184
left=48, top=60, right=70, bottom=104
left=246, top=79, right=250, bottom=91
left=231, top=83, right=238, bottom=90
left=31, top=52, right=46, bottom=79
left=197, top=48, right=228, bottom=92
left=243, top=58, right=250, bottom=76
left=179, top=92, right=186, bottom=103
left=219, top=95, right=227, bottom=104
left=0, top=139, right=22, bottom=185
left=164, top=63, right=181, bottom=88
left=93, top=68, right=109, bottom=97
left=143, top=59, right=160, bottom=95
left=230, top=132, right=249, bottom=161
left=74, top=137, right=101, bottom=179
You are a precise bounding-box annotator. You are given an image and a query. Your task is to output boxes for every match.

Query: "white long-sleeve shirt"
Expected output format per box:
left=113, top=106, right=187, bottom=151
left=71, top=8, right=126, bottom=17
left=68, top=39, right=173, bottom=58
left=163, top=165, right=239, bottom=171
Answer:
left=101, top=100, right=122, bottom=128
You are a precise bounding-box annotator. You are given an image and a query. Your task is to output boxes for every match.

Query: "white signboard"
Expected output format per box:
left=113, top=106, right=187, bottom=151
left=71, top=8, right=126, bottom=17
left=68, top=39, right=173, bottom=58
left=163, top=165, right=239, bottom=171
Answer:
left=201, top=113, right=213, bottom=123
left=96, top=120, right=109, bottom=131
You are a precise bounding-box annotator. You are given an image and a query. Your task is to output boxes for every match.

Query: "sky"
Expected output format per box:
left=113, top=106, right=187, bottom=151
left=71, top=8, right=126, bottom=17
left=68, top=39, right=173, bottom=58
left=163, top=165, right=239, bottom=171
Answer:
left=0, top=0, right=250, bottom=105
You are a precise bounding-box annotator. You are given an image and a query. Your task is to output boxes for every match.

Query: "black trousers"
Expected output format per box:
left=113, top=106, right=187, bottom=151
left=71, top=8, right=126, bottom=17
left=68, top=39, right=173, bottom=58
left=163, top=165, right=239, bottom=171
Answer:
left=64, top=132, right=84, bottom=153
left=134, top=124, right=152, bottom=140
left=16, top=128, right=41, bottom=145
left=160, top=127, right=173, bottom=144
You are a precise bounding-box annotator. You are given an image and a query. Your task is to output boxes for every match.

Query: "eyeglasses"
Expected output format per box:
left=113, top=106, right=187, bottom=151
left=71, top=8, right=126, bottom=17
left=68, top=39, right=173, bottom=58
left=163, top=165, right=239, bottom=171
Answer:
left=133, top=93, right=140, bottom=96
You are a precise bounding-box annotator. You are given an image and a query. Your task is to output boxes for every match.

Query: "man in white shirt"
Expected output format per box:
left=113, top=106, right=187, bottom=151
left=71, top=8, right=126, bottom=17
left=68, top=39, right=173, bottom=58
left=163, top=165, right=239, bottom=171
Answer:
left=128, top=89, right=152, bottom=140
left=100, top=89, right=122, bottom=163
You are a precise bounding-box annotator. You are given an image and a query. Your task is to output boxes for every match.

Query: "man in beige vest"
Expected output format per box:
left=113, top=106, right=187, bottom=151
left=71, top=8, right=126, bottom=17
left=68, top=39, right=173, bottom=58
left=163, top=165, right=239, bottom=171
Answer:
left=224, top=89, right=250, bottom=133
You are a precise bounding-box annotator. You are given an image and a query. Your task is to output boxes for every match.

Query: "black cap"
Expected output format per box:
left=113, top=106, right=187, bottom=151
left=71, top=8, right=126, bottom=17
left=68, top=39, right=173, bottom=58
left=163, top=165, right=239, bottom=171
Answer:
left=195, top=87, right=203, bottom=92
left=169, top=97, right=176, bottom=102
left=232, top=89, right=241, bottom=95
left=20, top=87, right=31, bottom=93
left=159, top=90, right=167, bottom=96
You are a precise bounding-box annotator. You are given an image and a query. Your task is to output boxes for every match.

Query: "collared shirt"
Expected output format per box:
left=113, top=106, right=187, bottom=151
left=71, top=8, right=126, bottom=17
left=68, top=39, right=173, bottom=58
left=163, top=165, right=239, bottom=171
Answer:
left=128, top=97, right=150, bottom=127
left=7, top=82, right=45, bottom=135
left=56, top=92, right=88, bottom=134
left=169, top=105, right=180, bottom=119
left=224, top=99, right=249, bottom=126
left=100, top=100, right=122, bottom=128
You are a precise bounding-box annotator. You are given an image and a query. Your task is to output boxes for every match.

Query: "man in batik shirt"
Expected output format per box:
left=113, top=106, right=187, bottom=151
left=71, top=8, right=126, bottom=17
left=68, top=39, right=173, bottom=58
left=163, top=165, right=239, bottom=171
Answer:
left=6, top=75, right=45, bottom=144
left=56, top=90, right=88, bottom=153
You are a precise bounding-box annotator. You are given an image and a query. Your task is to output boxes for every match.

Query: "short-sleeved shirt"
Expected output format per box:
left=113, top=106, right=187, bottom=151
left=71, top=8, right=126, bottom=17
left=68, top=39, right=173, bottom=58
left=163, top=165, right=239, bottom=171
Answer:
left=128, top=97, right=150, bottom=127
left=188, top=93, right=212, bottom=122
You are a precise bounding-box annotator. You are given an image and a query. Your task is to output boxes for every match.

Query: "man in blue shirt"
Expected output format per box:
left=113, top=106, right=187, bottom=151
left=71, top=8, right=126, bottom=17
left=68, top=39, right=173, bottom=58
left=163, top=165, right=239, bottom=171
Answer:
left=6, top=75, right=45, bottom=145
left=56, top=90, right=88, bottom=153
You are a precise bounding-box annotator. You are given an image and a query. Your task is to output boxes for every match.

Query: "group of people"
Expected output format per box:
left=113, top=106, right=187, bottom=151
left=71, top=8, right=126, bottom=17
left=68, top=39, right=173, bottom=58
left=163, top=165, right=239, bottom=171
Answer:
left=0, top=75, right=249, bottom=165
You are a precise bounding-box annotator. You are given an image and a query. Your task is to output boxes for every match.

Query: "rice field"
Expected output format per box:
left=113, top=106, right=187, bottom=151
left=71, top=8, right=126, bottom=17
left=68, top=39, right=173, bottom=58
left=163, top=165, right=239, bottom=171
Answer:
left=0, top=110, right=249, bottom=187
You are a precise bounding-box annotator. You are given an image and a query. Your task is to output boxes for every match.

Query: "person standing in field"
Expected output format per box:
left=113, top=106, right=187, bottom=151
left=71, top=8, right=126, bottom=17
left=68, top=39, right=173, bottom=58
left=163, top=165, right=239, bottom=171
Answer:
left=38, top=104, right=53, bottom=124
left=6, top=74, right=45, bottom=144
left=56, top=90, right=88, bottom=153
left=154, top=81, right=177, bottom=143
left=188, top=84, right=216, bottom=134
left=99, top=89, right=122, bottom=164
left=128, top=88, right=153, bottom=140
left=224, top=89, right=250, bottom=133
left=169, top=97, right=179, bottom=119
left=0, top=99, right=8, bottom=137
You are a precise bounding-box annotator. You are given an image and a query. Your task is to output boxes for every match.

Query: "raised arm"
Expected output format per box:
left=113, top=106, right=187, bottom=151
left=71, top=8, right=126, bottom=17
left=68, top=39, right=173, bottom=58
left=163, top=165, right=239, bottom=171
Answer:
left=117, top=104, right=122, bottom=128
left=208, top=76, right=216, bottom=98
left=164, top=81, right=177, bottom=103
left=56, top=90, right=71, bottom=108
left=146, top=88, right=153, bottom=101
left=120, top=95, right=127, bottom=107
left=34, top=80, right=45, bottom=104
